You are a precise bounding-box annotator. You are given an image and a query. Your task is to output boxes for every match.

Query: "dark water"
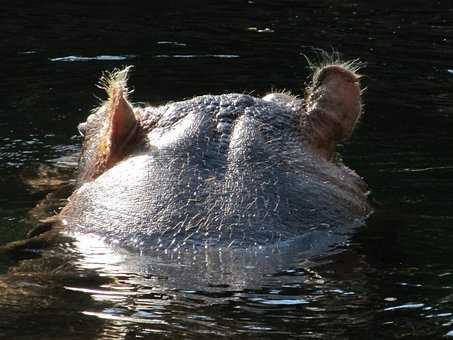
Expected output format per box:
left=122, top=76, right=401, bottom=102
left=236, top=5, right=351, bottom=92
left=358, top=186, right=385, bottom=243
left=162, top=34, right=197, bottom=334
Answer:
left=1, top=1, right=453, bottom=339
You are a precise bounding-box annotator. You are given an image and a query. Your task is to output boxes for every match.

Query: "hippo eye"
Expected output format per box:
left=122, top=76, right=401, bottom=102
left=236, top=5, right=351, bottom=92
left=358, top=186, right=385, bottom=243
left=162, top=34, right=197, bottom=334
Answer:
left=78, top=122, right=87, bottom=137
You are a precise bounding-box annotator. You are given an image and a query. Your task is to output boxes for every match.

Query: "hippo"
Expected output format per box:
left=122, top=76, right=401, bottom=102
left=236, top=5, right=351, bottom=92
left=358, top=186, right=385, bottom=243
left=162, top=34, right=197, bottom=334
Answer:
left=0, top=59, right=371, bottom=340
left=2, top=60, right=370, bottom=255
left=45, top=60, right=368, bottom=252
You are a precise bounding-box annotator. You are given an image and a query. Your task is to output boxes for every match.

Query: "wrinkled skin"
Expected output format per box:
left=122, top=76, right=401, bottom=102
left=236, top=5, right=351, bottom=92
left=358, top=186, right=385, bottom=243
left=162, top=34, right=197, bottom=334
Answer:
left=52, top=62, right=370, bottom=252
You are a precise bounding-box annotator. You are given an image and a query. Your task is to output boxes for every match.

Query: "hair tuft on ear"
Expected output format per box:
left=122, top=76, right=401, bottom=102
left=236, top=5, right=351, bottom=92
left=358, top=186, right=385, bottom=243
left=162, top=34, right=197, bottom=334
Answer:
left=96, top=65, right=134, bottom=101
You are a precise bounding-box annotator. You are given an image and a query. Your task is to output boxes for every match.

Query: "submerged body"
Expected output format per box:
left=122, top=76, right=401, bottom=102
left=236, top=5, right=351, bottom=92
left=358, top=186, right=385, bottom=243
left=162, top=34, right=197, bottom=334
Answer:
left=58, top=62, right=369, bottom=251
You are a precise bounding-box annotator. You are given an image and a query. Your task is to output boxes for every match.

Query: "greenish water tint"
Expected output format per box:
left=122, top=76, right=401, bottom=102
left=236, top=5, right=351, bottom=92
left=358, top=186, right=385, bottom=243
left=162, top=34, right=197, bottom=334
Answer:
left=1, top=1, right=453, bottom=338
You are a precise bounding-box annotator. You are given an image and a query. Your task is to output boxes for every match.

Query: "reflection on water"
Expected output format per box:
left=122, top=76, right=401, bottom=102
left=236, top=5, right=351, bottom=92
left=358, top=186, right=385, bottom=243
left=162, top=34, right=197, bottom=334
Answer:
left=1, top=230, right=372, bottom=339
left=1, top=0, right=453, bottom=338
left=153, top=54, right=241, bottom=58
left=50, top=55, right=137, bottom=62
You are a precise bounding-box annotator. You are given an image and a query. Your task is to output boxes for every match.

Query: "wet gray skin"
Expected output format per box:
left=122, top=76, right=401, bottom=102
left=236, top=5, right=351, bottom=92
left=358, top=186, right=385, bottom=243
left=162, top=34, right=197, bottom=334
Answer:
left=58, top=62, right=370, bottom=252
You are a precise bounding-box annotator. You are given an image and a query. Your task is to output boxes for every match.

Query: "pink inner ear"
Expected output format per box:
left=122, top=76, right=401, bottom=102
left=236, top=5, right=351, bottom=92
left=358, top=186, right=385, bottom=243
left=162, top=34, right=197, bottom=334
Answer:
left=108, top=87, right=138, bottom=154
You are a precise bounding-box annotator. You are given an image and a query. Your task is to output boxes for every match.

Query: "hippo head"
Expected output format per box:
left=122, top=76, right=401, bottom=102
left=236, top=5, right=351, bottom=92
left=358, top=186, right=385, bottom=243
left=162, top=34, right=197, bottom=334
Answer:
left=62, top=61, right=369, bottom=250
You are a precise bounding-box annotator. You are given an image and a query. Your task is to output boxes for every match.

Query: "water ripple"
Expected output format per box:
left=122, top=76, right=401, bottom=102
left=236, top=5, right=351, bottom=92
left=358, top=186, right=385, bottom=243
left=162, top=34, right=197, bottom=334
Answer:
left=82, top=311, right=168, bottom=325
left=153, top=54, right=240, bottom=59
left=50, top=55, right=136, bottom=62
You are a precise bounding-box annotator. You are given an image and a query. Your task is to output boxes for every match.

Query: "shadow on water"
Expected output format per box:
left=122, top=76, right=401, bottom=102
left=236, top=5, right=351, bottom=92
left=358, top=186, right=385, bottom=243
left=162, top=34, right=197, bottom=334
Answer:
left=1, top=0, right=453, bottom=339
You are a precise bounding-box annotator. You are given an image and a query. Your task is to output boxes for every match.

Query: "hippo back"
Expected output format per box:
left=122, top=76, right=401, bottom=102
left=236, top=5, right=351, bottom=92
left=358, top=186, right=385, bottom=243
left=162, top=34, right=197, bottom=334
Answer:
left=61, top=93, right=369, bottom=251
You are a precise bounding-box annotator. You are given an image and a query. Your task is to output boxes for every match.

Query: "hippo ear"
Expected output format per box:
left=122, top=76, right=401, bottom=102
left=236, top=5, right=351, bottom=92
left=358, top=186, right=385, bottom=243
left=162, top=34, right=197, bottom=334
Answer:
left=95, top=66, right=138, bottom=155
left=305, top=62, right=362, bottom=160
left=105, top=86, right=138, bottom=153
left=77, top=67, right=139, bottom=184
